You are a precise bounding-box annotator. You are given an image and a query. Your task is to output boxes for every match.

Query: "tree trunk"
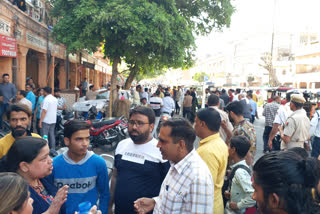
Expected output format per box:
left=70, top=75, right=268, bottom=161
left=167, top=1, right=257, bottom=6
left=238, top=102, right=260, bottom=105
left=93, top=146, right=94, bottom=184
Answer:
left=109, top=56, right=121, bottom=117
left=269, top=68, right=280, bottom=87
left=124, top=65, right=139, bottom=90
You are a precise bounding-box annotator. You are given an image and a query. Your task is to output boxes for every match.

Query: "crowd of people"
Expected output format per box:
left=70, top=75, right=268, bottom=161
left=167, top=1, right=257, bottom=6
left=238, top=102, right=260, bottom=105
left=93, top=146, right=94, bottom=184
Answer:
left=0, top=74, right=67, bottom=152
left=1, top=75, right=320, bottom=214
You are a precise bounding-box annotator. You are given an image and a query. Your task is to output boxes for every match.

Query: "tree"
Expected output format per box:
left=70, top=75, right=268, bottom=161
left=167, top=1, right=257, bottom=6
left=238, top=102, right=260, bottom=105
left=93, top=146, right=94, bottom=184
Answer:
left=175, top=0, right=235, bottom=35
left=193, top=71, right=208, bottom=82
left=259, top=52, right=280, bottom=87
left=51, top=0, right=195, bottom=115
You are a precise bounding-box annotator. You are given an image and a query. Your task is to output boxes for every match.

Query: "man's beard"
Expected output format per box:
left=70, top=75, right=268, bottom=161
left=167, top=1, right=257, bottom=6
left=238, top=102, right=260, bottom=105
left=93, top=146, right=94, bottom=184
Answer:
left=129, top=129, right=150, bottom=144
left=11, top=126, right=27, bottom=138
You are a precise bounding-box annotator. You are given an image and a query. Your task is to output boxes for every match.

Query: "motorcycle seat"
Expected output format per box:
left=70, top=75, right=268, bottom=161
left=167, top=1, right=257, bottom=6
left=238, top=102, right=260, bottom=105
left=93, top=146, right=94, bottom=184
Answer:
left=91, top=118, right=119, bottom=128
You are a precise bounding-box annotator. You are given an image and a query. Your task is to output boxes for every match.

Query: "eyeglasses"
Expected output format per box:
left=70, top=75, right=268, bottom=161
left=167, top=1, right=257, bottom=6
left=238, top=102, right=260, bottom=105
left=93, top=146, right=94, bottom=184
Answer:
left=128, top=120, right=149, bottom=127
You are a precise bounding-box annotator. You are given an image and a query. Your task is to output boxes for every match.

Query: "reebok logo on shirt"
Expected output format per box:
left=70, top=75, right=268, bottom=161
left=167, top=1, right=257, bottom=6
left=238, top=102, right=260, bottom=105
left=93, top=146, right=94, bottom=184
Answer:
left=54, top=176, right=97, bottom=194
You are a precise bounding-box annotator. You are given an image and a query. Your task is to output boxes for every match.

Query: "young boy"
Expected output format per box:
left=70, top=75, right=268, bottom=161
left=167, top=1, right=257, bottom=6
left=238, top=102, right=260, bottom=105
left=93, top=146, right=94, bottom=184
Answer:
left=49, top=120, right=109, bottom=214
left=224, top=135, right=256, bottom=214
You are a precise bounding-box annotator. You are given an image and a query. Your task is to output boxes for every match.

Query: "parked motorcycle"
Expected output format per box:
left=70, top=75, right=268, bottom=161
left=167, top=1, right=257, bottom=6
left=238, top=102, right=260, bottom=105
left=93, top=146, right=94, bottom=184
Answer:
left=87, top=116, right=128, bottom=152
left=156, top=112, right=172, bottom=135
left=55, top=111, right=75, bottom=148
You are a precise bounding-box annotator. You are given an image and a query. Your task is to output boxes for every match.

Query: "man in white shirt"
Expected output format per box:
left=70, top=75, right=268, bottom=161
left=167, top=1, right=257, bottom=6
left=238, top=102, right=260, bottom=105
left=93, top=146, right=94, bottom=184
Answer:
left=141, top=88, right=149, bottom=103
left=310, top=108, right=320, bottom=158
left=134, top=118, right=214, bottom=214
left=132, top=85, right=141, bottom=106
left=161, top=91, right=175, bottom=116
left=268, top=92, right=298, bottom=150
left=149, top=90, right=163, bottom=138
left=39, top=87, right=58, bottom=150
left=208, top=94, right=233, bottom=143
left=16, top=90, right=32, bottom=112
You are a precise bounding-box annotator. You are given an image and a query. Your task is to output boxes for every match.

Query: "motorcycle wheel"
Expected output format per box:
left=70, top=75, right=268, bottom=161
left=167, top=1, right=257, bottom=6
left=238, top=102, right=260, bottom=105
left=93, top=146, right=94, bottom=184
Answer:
left=55, top=132, right=66, bottom=149
left=99, top=135, right=121, bottom=152
left=94, top=129, right=122, bottom=152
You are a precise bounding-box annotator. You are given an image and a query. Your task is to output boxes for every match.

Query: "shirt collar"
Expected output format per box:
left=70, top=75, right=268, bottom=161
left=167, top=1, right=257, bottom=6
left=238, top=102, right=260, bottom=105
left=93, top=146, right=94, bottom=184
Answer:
left=230, top=160, right=247, bottom=169
left=171, top=149, right=196, bottom=175
left=199, top=133, right=220, bottom=146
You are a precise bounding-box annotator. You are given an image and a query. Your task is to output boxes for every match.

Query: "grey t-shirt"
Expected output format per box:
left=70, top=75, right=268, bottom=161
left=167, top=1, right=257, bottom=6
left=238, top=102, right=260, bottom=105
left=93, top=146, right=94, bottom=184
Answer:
left=0, top=83, right=16, bottom=104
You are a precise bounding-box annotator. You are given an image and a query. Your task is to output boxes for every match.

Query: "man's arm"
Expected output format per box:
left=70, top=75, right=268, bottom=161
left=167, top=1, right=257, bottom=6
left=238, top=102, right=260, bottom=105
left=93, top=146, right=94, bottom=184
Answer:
left=268, top=123, right=280, bottom=149
left=39, top=109, right=47, bottom=129
left=221, top=120, right=233, bottom=144
left=197, top=150, right=219, bottom=186
left=97, top=158, right=110, bottom=214
left=233, top=170, right=256, bottom=211
left=190, top=176, right=214, bottom=213
left=108, top=168, right=117, bottom=214
left=279, top=125, right=291, bottom=144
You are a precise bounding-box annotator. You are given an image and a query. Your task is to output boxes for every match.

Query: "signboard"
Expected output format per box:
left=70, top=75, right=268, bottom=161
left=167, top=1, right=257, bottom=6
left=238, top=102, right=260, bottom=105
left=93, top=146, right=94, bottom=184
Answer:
left=0, top=19, right=11, bottom=36
left=0, top=35, right=17, bottom=57
left=83, top=61, right=95, bottom=69
left=26, top=31, right=46, bottom=51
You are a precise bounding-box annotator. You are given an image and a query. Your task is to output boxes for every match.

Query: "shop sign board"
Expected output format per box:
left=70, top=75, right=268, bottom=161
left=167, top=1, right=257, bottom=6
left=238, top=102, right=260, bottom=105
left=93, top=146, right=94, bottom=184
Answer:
left=26, top=31, right=46, bottom=50
left=0, top=35, right=17, bottom=57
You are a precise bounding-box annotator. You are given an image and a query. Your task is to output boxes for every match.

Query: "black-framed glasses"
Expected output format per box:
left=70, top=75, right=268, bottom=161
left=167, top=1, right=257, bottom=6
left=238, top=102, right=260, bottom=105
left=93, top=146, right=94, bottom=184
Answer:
left=128, top=120, right=149, bottom=127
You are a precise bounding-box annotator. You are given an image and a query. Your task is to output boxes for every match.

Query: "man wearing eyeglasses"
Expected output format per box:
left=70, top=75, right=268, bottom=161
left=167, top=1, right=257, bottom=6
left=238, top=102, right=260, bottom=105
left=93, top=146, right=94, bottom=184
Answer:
left=108, top=106, right=170, bottom=214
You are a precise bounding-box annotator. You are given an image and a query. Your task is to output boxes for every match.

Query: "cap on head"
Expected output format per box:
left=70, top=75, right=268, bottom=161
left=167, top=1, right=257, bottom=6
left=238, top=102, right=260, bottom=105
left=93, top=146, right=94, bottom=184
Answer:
left=290, top=94, right=305, bottom=104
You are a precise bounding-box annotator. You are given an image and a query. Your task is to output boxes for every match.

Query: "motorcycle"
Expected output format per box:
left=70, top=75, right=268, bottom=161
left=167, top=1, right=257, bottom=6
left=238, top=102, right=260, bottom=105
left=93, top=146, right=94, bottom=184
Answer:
left=87, top=116, right=128, bottom=152
left=156, top=112, right=172, bottom=136
left=55, top=111, right=75, bottom=148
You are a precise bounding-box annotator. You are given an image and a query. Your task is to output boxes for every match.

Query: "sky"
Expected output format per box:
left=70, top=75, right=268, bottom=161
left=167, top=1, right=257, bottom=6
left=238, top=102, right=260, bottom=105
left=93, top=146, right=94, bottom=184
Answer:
left=195, top=0, right=320, bottom=58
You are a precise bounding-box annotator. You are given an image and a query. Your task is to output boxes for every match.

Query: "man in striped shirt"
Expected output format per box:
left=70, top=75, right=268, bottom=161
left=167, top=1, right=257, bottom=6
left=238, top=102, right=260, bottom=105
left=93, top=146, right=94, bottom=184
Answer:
left=262, top=96, right=281, bottom=152
left=134, top=118, right=214, bottom=214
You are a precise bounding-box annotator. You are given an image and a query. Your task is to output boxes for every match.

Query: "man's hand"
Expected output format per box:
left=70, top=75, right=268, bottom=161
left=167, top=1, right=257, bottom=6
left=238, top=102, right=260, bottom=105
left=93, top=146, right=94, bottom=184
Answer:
left=39, top=120, right=42, bottom=129
left=229, top=201, right=239, bottom=211
left=268, top=139, right=273, bottom=150
left=224, top=191, right=230, bottom=200
left=134, top=198, right=155, bottom=214
left=278, top=125, right=284, bottom=134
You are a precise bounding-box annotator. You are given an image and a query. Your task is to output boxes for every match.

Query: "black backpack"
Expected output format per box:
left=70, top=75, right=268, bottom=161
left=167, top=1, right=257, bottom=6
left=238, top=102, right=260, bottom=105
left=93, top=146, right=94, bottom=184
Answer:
left=222, top=164, right=251, bottom=207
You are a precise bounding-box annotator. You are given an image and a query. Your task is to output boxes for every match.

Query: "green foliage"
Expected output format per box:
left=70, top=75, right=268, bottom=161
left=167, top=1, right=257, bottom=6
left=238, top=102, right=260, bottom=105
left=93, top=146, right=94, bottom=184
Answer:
left=175, top=0, right=235, bottom=35
left=193, top=71, right=208, bottom=82
left=135, top=69, right=167, bottom=82
left=50, top=0, right=234, bottom=83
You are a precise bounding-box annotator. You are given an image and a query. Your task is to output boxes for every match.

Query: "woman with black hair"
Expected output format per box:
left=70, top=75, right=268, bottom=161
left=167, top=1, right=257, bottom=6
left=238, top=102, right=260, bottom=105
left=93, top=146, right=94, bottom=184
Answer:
left=252, top=151, right=320, bottom=214
left=4, top=137, right=68, bottom=214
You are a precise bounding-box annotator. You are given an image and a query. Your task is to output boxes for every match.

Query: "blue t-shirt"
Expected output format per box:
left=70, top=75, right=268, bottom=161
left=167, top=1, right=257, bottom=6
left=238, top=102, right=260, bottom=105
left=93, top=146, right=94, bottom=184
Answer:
left=114, top=138, right=170, bottom=214
left=26, top=91, right=36, bottom=112
left=249, top=99, right=257, bottom=116
left=36, top=96, right=44, bottom=119
left=49, top=151, right=110, bottom=214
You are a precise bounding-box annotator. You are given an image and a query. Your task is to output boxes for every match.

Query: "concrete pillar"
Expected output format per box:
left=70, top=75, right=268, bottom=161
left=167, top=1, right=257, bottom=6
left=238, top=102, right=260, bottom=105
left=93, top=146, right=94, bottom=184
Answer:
left=48, top=57, right=55, bottom=90
left=58, top=62, right=66, bottom=89
left=0, top=57, right=12, bottom=80
left=38, top=53, right=47, bottom=88
left=17, top=46, right=29, bottom=90
left=94, top=70, right=100, bottom=89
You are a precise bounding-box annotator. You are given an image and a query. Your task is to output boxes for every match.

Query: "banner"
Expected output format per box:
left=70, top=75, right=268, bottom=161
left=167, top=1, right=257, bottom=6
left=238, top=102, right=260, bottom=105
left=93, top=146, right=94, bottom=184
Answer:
left=0, top=35, right=17, bottom=58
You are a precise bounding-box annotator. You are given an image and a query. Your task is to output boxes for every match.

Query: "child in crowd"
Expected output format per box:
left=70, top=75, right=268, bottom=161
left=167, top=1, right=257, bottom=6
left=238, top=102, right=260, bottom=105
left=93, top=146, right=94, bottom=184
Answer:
left=224, top=136, right=256, bottom=214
